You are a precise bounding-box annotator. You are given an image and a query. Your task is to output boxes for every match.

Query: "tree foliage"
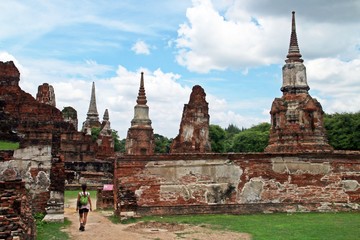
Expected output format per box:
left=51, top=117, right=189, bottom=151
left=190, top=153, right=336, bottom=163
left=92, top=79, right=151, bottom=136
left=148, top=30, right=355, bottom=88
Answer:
left=209, top=124, right=226, bottom=152
left=91, top=127, right=122, bottom=152
left=154, top=134, right=172, bottom=153
left=111, top=130, right=121, bottom=152
left=210, top=122, right=271, bottom=153
left=324, top=112, right=360, bottom=150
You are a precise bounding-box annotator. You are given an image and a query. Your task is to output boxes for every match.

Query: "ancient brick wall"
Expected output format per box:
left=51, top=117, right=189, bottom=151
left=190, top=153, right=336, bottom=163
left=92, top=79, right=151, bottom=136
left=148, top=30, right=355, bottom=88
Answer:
left=96, top=187, right=115, bottom=210
left=0, top=146, right=53, bottom=213
left=0, top=180, right=36, bottom=240
left=115, top=152, right=360, bottom=216
left=64, top=160, right=114, bottom=186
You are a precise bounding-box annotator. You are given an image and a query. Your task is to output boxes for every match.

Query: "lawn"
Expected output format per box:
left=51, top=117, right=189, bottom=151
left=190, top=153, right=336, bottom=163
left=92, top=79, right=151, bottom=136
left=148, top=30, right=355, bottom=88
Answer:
left=137, top=212, right=360, bottom=240
left=0, top=141, right=19, bottom=150
left=35, top=213, right=71, bottom=240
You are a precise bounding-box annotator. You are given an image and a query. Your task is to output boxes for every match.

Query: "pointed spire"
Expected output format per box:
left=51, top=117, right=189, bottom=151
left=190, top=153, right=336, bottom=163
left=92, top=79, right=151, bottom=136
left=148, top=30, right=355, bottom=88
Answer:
left=286, top=11, right=303, bottom=63
left=103, top=109, right=109, bottom=121
left=136, top=72, right=147, bottom=105
left=87, top=82, right=99, bottom=115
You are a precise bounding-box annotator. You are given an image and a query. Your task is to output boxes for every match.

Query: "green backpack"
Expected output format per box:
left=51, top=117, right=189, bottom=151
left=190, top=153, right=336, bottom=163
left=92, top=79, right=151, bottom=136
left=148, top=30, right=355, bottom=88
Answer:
left=79, top=192, right=89, bottom=205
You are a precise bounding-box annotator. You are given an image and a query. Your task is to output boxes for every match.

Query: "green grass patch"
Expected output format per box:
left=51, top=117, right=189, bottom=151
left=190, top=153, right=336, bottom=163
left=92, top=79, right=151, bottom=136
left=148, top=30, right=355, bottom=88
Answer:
left=135, top=212, right=360, bottom=240
left=35, top=213, right=71, bottom=240
left=0, top=141, right=19, bottom=150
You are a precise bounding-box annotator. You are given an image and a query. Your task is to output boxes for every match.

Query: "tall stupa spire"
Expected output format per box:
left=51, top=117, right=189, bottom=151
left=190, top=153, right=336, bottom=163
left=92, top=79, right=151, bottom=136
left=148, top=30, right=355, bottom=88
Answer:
left=281, top=11, right=309, bottom=94
left=82, top=82, right=101, bottom=133
left=87, top=82, right=99, bottom=115
left=136, top=72, right=147, bottom=105
left=125, top=72, right=154, bottom=155
left=286, top=11, right=303, bottom=63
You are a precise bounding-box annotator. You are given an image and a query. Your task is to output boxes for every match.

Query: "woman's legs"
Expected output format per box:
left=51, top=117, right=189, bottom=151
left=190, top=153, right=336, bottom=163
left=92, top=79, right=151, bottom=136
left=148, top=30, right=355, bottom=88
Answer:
left=78, top=209, right=89, bottom=231
left=83, top=212, right=89, bottom=226
left=79, top=212, right=84, bottom=230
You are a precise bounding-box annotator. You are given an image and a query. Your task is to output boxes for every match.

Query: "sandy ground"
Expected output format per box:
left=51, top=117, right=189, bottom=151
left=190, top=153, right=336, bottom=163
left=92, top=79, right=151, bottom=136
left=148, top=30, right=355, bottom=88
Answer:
left=64, top=198, right=251, bottom=240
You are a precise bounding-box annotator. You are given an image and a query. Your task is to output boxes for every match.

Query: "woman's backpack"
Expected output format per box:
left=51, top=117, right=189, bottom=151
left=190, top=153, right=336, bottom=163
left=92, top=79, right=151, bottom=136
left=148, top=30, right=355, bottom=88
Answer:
left=79, top=192, right=89, bottom=205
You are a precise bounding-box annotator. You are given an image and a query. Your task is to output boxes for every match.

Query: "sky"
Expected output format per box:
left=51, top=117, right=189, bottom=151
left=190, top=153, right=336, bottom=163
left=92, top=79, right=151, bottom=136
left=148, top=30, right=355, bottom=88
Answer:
left=0, top=0, right=360, bottom=138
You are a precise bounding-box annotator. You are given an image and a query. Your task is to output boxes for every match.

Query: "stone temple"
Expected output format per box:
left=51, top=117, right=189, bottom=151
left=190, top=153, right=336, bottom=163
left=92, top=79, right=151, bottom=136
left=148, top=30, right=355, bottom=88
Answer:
left=125, top=72, right=155, bottom=155
left=82, top=82, right=101, bottom=135
left=171, top=85, right=211, bottom=153
left=265, top=12, right=333, bottom=153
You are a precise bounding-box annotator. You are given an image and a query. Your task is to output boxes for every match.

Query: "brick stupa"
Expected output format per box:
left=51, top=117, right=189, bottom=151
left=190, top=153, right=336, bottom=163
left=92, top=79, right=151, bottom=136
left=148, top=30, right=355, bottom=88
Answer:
left=125, top=72, right=155, bottom=155
left=82, top=82, right=101, bottom=134
left=265, top=12, right=333, bottom=153
left=36, top=83, right=56, bottom=107
left=171, top=85, right=211, bottom=153
left=96, top=109, right=114, bottom=158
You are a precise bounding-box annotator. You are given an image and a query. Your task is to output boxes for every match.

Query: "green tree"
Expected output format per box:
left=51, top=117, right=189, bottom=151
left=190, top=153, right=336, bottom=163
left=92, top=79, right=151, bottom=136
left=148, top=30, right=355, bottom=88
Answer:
left=91, top=127, right=101, bottom=141
left=118, top=138, right=126, bottom=153
left=154, top=134, right=172, bottom=153
left=225, top=124, right=241, bottom=136
left=111, top=130, right=121, bottom=152
left=231, top=122, right=271, bottom=152
left=209, top=124, right=226, bottom=152
left=324, top=112, right=360, bottom=150
left=91, top=127, right=122, bottom=152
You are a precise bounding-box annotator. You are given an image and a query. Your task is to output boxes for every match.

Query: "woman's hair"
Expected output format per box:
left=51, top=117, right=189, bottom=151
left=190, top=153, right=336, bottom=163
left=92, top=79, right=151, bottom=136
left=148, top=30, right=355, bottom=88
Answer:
left=81, top=183, right=87, bottom=192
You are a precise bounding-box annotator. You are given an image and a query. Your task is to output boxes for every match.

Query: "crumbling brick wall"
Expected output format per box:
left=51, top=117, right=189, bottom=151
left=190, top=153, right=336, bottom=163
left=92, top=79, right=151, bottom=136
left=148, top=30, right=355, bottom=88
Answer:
left=115, top=152, right=360, bottom=216
left=1, top=146, right=52, bottom=213
left=0, top=180, right=36, bottom=240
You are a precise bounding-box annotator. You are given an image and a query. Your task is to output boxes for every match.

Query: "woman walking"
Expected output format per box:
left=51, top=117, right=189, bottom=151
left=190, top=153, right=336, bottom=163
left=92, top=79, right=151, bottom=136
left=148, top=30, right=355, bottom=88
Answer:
left=76, top=183, right=92, bottom=231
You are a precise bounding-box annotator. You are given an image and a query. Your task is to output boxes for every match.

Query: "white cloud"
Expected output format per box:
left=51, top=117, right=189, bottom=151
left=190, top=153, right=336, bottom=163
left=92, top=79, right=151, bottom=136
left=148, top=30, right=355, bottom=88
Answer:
left=175, top=0, right=285, bottom=73
left=131, top=40, right=151, bottom=55
left=307, top=57, right=360, bottom=114
left=1, top=53, right=264, bottom=137
left=175, top=0, right=360, bottom=73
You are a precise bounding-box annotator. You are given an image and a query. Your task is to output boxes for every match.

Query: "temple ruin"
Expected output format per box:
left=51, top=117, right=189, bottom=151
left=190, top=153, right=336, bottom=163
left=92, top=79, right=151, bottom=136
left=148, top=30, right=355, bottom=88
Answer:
left=82, top=82, right=101, bottom=134
left=265, top=12, right=333, bottom=153
left=125, top=72, right=155, bottom=155
left=36, top=83, right=56, bottom=107
left=0, top=11, right=359, bottom=240
left=171, top=85, right=211, bottom=153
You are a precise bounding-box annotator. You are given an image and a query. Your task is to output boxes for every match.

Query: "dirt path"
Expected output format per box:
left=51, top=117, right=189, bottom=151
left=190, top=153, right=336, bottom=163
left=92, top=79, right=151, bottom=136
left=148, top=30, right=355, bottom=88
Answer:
left=64, top=198, right=251, bottom=240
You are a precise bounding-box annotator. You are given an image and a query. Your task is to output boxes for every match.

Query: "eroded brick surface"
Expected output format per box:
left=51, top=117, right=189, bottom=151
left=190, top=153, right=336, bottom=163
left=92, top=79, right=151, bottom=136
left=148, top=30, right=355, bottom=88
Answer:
left=115, top=152, right=360, bottom=215
left=171, top=85, right=211, bottom=153
left=0, top=180, right=36, bottom=240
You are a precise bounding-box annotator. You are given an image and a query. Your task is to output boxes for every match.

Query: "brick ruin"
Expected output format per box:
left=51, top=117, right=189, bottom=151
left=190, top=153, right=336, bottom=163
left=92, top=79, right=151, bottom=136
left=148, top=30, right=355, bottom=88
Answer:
left=0, top=11, right=359, bottom=237
left=62, top=106, right=78, bottom=131
left=82, top=82, right=101, bottom=135
left=171, top=85, right=211, bottom=153
left=0, top=60, right=115, bottom=236
left=115, top=152, right=360, bottom=216
left=114, top=12, right=359, bottom=216
left=36, top=83, right=56, bottom=107
left=0, top=179, right=36, bottom=239
left=265, top=12, right=333, bottom=153
left=125, top=72, right=155, bottom=155
left=0, top=61, right=69, bottom=223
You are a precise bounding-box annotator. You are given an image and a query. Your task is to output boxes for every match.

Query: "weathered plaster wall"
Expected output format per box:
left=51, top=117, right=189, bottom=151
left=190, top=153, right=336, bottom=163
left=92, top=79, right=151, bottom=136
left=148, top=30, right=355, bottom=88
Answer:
left=0, top=146, right=52, bottom=213
left=115, top=152, right=360, bottom=215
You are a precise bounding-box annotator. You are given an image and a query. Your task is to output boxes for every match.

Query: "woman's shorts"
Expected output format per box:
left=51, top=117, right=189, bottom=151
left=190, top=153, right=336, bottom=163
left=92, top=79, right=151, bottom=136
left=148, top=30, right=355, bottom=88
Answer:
left=79, top=208, right=89, bottom=214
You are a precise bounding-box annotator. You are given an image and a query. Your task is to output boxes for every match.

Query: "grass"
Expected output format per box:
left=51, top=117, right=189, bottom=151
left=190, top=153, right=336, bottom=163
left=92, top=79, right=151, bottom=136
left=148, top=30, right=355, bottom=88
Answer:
left=35, top=213, right=71, bottom=240
left=0, top=141, right=19, bottom=150
left=133, top=212, right=360, bottom=240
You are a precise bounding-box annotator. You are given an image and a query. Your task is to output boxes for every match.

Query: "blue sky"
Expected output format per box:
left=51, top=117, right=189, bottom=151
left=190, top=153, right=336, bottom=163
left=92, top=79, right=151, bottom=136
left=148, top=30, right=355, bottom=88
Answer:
left=1, top=0, right=360, bottom=138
